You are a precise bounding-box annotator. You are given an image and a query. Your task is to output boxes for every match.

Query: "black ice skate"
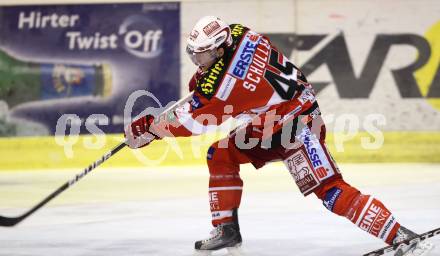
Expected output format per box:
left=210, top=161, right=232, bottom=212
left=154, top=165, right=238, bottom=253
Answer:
left=195, top=209, right=243, bottom=255
left=394, top=226, right=434, bottom=256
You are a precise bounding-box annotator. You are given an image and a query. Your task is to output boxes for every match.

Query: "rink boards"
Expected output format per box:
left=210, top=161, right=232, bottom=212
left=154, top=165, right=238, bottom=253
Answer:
left=0, top=132, right=439, bottom=171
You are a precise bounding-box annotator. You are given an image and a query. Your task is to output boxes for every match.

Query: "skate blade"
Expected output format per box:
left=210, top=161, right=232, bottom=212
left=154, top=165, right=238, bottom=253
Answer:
left=193, top=250, right=212, bottom=256
left=416, top=241, right=434, bottom=256
left=226, top=243, right=244, bottom=256
left=193, top=243, right=244, bottom=256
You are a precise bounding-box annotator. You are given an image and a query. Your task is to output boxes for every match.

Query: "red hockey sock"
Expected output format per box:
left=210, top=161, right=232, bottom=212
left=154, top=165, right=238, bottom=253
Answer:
left=207, top=139, right=250, bottom=226
left=209, top=175, right=243, bottom=226
left=315, top=179, right=400, bottom=244
left=347, top=194, right=400, bottom=244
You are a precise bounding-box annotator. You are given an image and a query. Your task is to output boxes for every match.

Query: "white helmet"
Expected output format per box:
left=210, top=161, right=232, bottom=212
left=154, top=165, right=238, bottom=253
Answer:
left=186, top=16, right=232, bottom=68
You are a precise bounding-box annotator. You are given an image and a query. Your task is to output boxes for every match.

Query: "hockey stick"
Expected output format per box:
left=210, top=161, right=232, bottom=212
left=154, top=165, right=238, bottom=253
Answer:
left=0, top=92, right=194, bottom=227
left=363, top=227, right=440, bottom=256
left=0, top=142, right=126, bottom=227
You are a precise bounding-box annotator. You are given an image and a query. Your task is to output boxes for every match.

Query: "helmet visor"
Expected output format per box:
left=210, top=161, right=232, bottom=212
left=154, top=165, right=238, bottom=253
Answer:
left=186, top=46, right=218, bottom=68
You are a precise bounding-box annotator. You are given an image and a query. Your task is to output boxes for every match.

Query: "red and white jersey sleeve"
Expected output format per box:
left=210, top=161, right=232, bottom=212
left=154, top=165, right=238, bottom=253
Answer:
left=151, top=24, right=319, bottom=139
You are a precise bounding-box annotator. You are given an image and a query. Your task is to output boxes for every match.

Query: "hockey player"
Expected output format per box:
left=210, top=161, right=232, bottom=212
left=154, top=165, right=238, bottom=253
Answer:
left=125, top=16, right=434, bottom=255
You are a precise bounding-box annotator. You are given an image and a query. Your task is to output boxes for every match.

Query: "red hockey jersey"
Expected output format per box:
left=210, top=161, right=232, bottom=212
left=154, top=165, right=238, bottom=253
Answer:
left=151, top=24, right=319, bottom=140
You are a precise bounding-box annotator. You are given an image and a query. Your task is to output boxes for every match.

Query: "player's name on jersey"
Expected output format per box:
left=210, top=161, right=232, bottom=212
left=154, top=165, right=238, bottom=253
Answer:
left=228, top=32, right=271, bottom=92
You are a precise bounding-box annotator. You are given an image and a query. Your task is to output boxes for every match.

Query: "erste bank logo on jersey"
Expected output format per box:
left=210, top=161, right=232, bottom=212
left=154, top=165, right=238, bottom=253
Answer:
left=228, top=31, right=261, bottom=80
left=300, top=127, right=335, bottom=181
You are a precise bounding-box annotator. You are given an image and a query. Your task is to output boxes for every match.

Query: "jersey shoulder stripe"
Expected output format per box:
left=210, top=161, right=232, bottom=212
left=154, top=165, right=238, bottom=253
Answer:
left=196, top=57, right=228, bottom=99
left=229, top=24, right=249, bottom=43
left=195, top=24, right=249, bottom=100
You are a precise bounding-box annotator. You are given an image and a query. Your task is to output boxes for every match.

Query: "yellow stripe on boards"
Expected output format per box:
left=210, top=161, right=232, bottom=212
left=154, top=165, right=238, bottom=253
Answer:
left=0, top=131, right=439, bottom=171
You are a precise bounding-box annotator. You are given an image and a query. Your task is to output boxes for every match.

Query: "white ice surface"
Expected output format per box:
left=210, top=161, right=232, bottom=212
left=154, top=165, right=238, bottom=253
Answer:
left=0, top=163, right=439, bottom=256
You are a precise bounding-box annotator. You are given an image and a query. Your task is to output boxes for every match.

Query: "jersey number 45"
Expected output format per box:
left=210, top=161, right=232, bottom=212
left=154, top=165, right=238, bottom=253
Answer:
left=264, top=49, right=302, bottom=100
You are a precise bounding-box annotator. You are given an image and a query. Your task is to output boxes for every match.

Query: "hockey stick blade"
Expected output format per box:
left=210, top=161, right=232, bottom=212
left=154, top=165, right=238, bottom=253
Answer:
left=0, top=216, right=23, bottom=227
left=363, top=227, right=440, bottom=256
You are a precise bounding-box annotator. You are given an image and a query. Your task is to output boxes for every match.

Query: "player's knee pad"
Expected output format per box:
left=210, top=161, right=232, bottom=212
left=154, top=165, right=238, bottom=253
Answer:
left=206, top=142, right=242, bottom=190
left=206, top=140, right=244, bottom=176
left=315, top=179, right=360, bottom=216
